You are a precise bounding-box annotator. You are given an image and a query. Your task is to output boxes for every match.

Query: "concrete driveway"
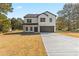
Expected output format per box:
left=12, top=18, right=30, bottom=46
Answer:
left=41, top=33, right=79, bottom=56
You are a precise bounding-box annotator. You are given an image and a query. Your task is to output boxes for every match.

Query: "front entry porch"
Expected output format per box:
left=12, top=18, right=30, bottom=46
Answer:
left=23, top=24, right=39, bottom=32
left=25, top=26, right=38, bottom=32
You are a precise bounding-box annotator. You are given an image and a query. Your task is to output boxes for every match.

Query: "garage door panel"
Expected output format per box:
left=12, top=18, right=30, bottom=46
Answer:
left=40, top=26, right=54, bottom=32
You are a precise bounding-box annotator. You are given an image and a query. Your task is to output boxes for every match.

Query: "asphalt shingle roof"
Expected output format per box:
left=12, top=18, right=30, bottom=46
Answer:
left=24, top=11, right=56, bottom=18
left=24, top=14, right=40, bottom=18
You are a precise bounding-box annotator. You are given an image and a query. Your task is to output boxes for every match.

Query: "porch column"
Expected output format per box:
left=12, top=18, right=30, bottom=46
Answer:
left=33, top=26, right=34, bottom=32
left=38, top=26, right=40, bottom=33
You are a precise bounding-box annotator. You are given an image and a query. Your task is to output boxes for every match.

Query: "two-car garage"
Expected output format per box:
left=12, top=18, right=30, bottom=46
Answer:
left=40, top=26, right=54, bottom=32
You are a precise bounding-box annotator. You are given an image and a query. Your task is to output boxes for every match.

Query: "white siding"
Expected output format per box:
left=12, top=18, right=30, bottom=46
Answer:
left=24, top=18, right=38, bottom=23
left=23, top=12, right=56, bottom=32
left=38, top=13, right=56, bottom=26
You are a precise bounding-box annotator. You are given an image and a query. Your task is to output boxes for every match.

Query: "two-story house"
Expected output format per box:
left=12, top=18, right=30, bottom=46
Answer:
left=23, top=11, right=56, bottom=32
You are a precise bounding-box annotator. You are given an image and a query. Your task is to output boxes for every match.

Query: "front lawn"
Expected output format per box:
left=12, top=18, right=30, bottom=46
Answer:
left=0, top=31, right=47, bottom=56
left=60, top=32, right=79, bottom=38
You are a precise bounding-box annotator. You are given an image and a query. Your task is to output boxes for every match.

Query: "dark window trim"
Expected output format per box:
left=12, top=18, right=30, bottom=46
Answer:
left=40, top=18, right=45, bottom=22
left=30, top=27, right=33, bottom=31
left=49, top=18, right=52, bottom=22
left=27, top=19, right=32, bottom=23
left=26, top=27, right=28, bottom=31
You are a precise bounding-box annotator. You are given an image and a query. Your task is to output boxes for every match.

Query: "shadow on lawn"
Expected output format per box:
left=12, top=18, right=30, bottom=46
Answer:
left=4, top=32, right=40, bottom=35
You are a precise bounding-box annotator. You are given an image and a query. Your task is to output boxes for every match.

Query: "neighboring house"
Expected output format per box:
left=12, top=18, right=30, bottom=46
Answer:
left=23, top=11, right=56, bottom=32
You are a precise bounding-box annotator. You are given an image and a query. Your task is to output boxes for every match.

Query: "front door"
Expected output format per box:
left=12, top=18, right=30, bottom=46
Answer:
left=34, top=27, right=38, bottom=32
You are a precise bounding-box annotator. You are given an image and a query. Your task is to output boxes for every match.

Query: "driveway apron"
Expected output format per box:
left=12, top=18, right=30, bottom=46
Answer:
left=41, top=33, right=79, bottom=56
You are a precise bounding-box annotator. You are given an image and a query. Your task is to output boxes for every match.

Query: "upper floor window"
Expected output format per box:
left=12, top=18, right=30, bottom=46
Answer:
left=40, top=18, right=45, bottom=22
left=27, top=19, right=32, bottom=23
left=49, top=18, right=52, bottom=22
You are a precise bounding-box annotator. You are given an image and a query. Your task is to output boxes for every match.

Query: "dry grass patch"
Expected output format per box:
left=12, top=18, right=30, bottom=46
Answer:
left=60, top=32, right=79, bottom=38
left=0, top=31, right=47, bottom=56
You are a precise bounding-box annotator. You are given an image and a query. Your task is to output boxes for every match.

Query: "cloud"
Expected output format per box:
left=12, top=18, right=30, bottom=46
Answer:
left=16, top=6, right=23, bottom=9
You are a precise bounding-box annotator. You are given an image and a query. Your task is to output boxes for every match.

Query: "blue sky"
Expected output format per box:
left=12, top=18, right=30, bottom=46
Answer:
left=7, top=3, right=64, bottom=19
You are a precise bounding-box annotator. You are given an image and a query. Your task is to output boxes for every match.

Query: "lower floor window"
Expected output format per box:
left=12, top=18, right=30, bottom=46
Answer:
left=26, top=27, right=28, bottom=31
left=30, top=27, right=33, bottom=31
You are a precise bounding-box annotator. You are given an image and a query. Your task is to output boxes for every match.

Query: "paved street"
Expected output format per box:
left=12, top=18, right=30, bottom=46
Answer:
left=41, top=33, right=79, bottom=56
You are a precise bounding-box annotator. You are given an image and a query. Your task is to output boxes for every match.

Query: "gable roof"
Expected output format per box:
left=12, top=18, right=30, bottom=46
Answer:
left=43, top=11, right=56, bottom=17
left=24, top=11, right=56, bottom=18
